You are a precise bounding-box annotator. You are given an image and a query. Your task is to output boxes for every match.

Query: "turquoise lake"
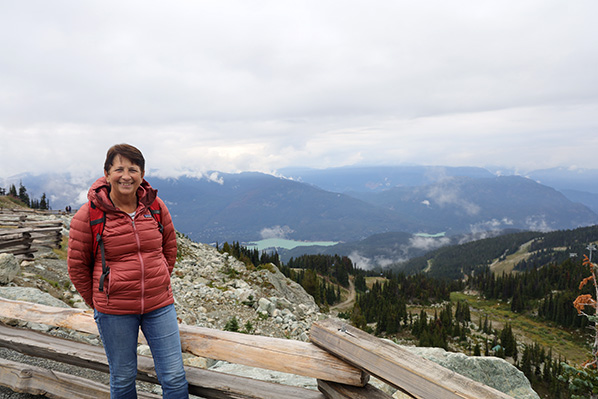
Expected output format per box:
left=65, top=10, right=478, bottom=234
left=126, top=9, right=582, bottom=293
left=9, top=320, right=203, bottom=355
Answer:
left=245, top=238, right=339, bottom=251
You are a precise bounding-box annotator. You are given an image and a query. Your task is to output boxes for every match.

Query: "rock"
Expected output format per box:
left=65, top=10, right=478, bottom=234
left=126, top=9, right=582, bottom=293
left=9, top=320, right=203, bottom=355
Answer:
left=262, top=266, right=318, bottom=311
left=403, top=346, right=540, bottom=399
left=209, top=361, right=318, bottom=390
left=137, top=344, right=152, bottom=356
left=20, top=260, right=35, bottom=268
left=183, top=354, right=216, bottom=369
left=257, top=297, right=273, bottom=315
left=0, top=253, right=19, bottom=284
left=0, top=286, right=70, bottom=308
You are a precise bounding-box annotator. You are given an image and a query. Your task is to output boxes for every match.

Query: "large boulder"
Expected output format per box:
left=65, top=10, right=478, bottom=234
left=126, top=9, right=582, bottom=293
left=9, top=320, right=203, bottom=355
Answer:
left=0, top=253, right=19, bottom=284
left=403, top=346, right=540, bottom=399
left=262, top=265, right=318, bottom=311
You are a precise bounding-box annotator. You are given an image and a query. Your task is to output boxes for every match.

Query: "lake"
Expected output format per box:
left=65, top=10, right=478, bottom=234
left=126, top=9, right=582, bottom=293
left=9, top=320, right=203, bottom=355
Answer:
left=245, top=238, right=339, bottom=251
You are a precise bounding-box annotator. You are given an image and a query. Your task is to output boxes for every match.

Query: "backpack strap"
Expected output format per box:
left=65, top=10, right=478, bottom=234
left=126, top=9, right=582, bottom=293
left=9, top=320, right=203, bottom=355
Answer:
left=89, top=201, right=109, bottom=293
left=149, top=201, right=164, bottom=233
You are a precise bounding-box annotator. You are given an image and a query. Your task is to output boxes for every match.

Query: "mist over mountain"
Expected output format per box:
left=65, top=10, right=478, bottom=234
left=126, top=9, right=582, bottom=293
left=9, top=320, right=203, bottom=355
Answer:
left=276, top=229, right=516, bottom=269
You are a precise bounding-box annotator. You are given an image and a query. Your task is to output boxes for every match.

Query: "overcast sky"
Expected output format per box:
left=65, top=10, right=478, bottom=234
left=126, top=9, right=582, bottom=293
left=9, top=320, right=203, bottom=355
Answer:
left=1, top=1, right=597, bottom=179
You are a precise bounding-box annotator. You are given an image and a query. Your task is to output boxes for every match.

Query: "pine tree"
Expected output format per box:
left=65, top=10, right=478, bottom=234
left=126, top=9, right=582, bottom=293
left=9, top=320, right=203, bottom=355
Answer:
left=18, top=181, right=30, bottom=206
left=500, top=323, right=518, bottom=361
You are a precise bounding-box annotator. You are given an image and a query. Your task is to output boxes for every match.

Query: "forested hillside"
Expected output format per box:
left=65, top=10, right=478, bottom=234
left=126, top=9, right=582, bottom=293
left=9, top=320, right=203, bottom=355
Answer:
left=397, top=225, right=598, bottom=279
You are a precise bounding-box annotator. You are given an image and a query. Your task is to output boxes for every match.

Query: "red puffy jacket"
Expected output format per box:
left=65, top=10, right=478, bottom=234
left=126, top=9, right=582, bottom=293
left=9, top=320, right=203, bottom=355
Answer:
left=67, top=177, right=177, bottom=315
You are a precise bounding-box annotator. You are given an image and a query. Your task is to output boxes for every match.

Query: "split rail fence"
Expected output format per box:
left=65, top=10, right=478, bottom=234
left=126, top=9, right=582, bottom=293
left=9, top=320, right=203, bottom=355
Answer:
left=0, top=297, right=513, bottom=399
left=0, top=209, right=63, bottom=258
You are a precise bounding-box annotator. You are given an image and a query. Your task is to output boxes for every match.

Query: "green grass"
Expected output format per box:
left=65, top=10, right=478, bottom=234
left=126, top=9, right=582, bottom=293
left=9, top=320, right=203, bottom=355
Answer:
left=451, top=292, right=590, bottom=366
left=0, top=195, right=24, bottom=208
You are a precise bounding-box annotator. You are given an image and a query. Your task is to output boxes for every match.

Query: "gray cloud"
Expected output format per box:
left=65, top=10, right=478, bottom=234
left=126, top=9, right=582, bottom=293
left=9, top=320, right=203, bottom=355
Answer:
left=426, top=180, right=481, bottom=216
left=1, top=1, right=598, bottom=178
left=260, top=225, right=294, bottom=240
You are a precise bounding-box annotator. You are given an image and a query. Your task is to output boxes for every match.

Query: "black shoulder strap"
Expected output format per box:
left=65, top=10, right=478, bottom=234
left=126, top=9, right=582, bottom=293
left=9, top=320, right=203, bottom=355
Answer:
left=88, top=201, right=109, bottom=293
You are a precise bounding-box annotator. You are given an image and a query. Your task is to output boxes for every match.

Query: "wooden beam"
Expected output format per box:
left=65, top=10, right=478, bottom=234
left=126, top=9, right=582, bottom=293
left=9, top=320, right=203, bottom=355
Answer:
left=0, top=324, right=325, bottom=399
left=0, top=298, right=367, bottom=387
left=0, top=227, right=32, bottom=236
left=0, top=239, right=32, bottom=249
left=0, top=297, right=99, bottom=335
left=0, top=358, right=161, bottom=399
left=310, top=318, right=513, bottom=399
left=317, top=380, right=394, bottom=399
left=0, top=247, right=36, bottom=257
left=179, top=324, right=368, bottom=386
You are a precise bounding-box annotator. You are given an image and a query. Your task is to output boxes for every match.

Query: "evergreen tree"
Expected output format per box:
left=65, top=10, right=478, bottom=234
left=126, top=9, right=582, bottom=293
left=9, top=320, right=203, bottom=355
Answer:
left=18, top=181, right=30, bottom=206
left=354, top=274, right=367, bottom=292
left=302, top=269, right=320, bottom=303
left=500, top=323, right=518, bottom=361
left=521, top=345, right=533, bottom=380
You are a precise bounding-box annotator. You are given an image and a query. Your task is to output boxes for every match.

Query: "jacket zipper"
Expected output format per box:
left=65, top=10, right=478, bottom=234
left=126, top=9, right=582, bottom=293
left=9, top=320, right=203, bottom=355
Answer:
left=132, top=217, right=146, bottom=314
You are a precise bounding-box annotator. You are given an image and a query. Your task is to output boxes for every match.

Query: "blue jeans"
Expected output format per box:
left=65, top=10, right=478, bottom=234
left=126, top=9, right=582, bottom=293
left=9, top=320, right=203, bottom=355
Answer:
left=94, top=304, right=188, bottom=399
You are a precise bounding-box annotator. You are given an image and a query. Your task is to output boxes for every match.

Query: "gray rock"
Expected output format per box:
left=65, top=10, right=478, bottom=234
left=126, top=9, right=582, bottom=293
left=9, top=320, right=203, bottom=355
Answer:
left=209, top=361, right=318, bottom=390
left=262, top=266, right=318, bottom=310
left=0, top=253, right=19, bottom=284
left=0, top=286, right=70, bottom=308
left=404, top=346, right=540, bottom=399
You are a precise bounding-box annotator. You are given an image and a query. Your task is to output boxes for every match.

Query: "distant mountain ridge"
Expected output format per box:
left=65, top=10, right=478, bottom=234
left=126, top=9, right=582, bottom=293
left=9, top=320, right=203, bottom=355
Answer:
left=2, top=166, right=597, bottom=249
left=349, top=175, right=596, bottom=234
left=151, top=173, right=418, bottom=243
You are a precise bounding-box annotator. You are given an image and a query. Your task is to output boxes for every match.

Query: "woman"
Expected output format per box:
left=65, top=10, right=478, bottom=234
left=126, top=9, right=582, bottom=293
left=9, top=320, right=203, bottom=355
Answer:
left=68, top=144, right=188, bottom=398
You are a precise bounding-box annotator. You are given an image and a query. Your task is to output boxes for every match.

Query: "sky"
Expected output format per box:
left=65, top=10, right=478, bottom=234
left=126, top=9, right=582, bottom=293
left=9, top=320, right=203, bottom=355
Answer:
left=1, top=1, right=597, bottom=179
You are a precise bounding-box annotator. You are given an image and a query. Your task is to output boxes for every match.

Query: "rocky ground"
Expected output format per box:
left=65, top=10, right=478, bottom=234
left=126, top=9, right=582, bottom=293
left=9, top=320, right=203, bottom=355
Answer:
left=0, top=211, right=540, bottom=399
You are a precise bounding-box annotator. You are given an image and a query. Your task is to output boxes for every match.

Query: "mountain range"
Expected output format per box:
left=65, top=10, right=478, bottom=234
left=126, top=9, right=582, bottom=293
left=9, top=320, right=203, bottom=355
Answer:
left=2, top=165, right=598, bottom=269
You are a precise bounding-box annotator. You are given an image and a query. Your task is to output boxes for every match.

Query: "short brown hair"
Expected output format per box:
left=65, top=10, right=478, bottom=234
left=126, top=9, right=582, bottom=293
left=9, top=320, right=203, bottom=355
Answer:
left=104, top=144, right=145, bottom=173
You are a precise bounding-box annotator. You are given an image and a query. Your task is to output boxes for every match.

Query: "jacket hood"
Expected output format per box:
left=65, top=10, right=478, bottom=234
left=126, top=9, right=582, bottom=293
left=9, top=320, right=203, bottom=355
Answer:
left=88, top=176, right=158, bottom=212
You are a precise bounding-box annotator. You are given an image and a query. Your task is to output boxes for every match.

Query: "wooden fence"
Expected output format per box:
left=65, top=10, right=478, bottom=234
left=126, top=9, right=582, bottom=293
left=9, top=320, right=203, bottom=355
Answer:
left=0, top=297, right=514, bottom=399
left=0, top=209, right=63, bottom=258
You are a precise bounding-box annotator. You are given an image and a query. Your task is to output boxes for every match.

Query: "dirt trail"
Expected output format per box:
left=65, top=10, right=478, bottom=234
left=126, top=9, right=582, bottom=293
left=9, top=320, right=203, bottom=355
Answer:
left=331, top=277, right=356, bottom=311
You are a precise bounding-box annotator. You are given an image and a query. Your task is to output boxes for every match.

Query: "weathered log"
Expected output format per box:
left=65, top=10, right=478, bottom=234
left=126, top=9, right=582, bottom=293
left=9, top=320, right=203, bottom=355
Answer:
left=310, top=318, right=513, bottom=399
left=21, top=220, right=62, bottom=226
left=28, top=227, right=62, bottom=234
left=0, top=298, right=99, bottom=335
left=0, top=358, right=160, bottom=399
left=0, top=298, right=367, bottom=387
left=178, top=324, right=368, bottom=386
left=0, top=216, right=26, bottom=222
left=317, top=380, right=395, bottom=399
left=0, top=238, right=32, bottom=248
left=30, top=236, right=61, bottom=244
left=0, top=246, right=36, bottom=256
left=0, top=227, right=32, bottom=236
left=0, top=324, right=325, bottom=399
left=0, top=232, right=31, bottom=242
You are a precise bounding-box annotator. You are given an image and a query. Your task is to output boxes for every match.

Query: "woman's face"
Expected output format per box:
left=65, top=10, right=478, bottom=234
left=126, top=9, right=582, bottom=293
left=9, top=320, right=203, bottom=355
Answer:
left=104, top=155, right=145, bottom=199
